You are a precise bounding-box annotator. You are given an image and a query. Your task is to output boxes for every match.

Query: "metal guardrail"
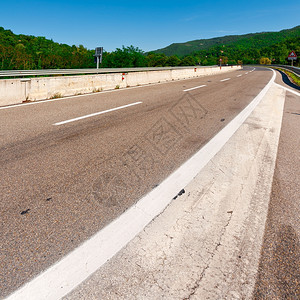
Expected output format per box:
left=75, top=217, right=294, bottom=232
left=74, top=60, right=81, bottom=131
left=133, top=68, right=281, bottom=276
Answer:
left=269, top=65, right=300, bottom=76
left=0, top=66, right=220, bottom=78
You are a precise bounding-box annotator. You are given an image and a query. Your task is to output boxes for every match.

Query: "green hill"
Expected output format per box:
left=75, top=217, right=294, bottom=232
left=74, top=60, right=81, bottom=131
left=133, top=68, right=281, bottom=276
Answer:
left=0, top=27, right=95, bottom=70
left=152, top=26, right=300, bottom=57
left=0, top=25, right=299, bottom=70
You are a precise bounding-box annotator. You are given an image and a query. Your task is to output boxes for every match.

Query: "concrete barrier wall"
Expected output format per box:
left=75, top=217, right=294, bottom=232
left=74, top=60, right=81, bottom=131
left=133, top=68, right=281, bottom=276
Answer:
left=0, top=79, right=27, bottom=106
left=0, top=66, right=241, bottom=107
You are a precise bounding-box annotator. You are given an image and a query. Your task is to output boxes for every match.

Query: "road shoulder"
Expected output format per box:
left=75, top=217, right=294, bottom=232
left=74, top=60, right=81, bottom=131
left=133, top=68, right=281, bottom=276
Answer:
left=63, top=84, right=285, bottom=299
left=253, top=89, right=300, bottom=299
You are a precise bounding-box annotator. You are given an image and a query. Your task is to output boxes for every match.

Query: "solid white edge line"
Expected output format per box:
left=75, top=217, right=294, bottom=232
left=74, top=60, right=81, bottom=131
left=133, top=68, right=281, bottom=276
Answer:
left=183, top=85, right=207, bottom=92
left=273, top=82, right=300, bottom=97
left=220, top=78, right=231, bottom=82
left=53, top=102, right=143, bottom=126
left=6, top=69, right=276, bottom=300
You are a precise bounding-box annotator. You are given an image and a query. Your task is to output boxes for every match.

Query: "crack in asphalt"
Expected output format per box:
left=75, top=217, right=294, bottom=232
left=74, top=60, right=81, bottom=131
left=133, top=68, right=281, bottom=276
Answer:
left=182, top=212, right=234, bottom=299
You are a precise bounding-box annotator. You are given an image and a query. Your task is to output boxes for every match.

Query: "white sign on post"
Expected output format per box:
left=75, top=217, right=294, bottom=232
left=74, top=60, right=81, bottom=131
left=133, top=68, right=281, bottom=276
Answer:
left=288, top=51, right=297, bottom=66
left=288, top=51, right=297, bottom=60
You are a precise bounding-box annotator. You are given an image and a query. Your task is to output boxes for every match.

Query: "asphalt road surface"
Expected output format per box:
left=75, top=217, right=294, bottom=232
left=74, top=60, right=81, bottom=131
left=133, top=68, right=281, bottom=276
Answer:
left=0, top=67, right=277, bottom=298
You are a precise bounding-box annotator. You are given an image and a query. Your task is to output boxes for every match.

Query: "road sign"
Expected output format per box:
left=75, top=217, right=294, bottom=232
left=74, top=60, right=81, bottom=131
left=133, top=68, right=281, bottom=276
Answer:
left=94, top=47, right=103, bottom=57
left=94, top=47, right=103, bottom=69
left=288, top=51, right=297, bottom=60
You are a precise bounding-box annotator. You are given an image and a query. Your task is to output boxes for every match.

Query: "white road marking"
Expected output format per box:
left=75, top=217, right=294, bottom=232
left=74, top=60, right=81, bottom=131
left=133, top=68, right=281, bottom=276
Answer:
left=6, top=70, right=276, bottom=300
left=245, top=72, right=249, bottom=74
left=274, top=82, right=300, bottom=96
left=220, top=78, right=231, bottom=82
left=53, top=102, right=143, bottom=126
left=237, top=75, right=242, bottom=77
left=183, top=85, right=207, bottom=92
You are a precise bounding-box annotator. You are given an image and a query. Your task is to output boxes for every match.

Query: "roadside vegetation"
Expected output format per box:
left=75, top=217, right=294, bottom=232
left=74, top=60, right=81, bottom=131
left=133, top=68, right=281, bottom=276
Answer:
left=0, top=26, right=299, bottom=70
left=275, top=67, right=300, bottom=86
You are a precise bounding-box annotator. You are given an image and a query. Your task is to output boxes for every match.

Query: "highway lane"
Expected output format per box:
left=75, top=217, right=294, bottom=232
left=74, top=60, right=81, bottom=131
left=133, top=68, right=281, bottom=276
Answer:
left=0, top=66, right=271, bottom=298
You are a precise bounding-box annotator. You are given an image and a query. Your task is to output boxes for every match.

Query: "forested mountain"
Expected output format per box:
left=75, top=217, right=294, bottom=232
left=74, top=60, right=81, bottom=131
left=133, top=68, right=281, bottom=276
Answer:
left=152, top=26, right=300, bottom=57
left=188, top=35, right=300, bottom=65
left=0, top=26, right=299, bottom=70
left=0, top=27, right=95, bottom=69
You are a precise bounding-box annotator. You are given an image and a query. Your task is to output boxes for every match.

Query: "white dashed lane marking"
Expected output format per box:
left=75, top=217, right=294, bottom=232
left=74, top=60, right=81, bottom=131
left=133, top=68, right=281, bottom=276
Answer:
left=53, top=102, right=143, bottom=126
left=183, top=85, right=207, bottom=92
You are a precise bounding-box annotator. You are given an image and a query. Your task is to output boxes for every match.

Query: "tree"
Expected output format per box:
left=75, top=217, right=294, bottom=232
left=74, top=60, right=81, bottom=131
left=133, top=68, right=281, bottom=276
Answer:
left=220, top=56, right=229, bottom=65
left=180, top=56, right=197, bottom=66
left=259, top=57, right=271, bottom=65
left=166, top=55, right=181, bottom=66
left=146, top=53, right=168, bottom=67
left=101, top=46, right=147, bottom=68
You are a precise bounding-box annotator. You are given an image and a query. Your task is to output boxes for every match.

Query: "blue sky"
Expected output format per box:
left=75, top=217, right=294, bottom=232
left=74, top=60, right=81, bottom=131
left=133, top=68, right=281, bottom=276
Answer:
left=0, top=0, right=299, bottom=52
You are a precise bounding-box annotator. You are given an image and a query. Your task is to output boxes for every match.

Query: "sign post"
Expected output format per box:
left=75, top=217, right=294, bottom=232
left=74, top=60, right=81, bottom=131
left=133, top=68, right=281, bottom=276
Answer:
left=94, top=47, right=103, bottom=69
left=288, top=51, right=297, bottom=67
